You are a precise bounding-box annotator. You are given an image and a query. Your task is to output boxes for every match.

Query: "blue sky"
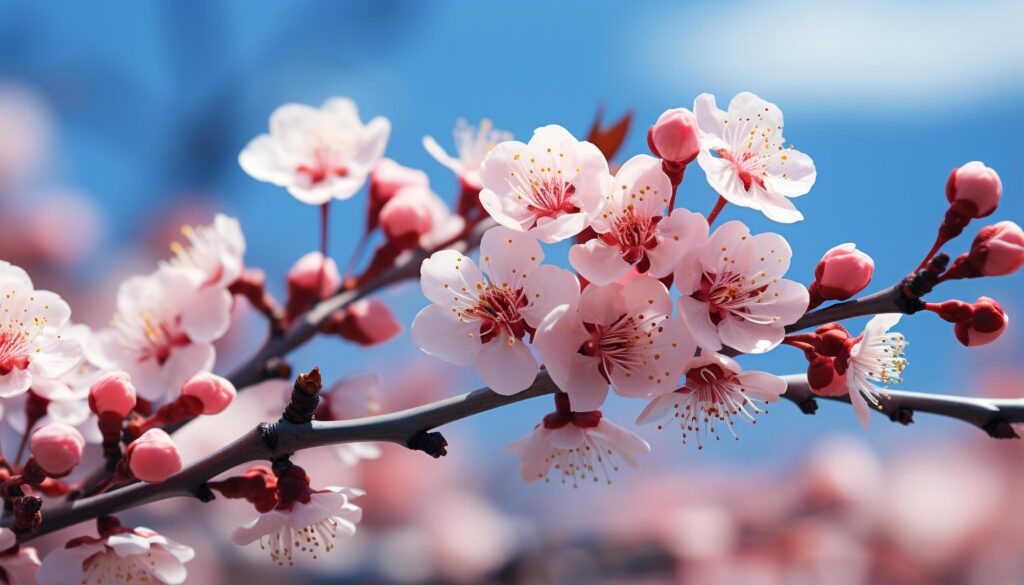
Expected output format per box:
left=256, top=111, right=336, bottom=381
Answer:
left=1, top=0, right=1021, bottom=471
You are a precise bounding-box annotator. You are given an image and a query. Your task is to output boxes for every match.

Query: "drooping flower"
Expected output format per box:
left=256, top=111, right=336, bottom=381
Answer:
left=231, top=466, right=363, bottom=566
left=636, top=352, right=787, bottom=448
left=846, top=314, right=908, bottom=429
left=239, top=98, right=390, bottom=205
left=478, top=125, right=609, bottom=243
left=675, top=220, right=808, bottom=354
left=693, top=92, right=816, bottom=223
left=423, top=118, right=512, bottom=191
left=411, top=226, right=579, bottom=395
left=534, top=275, right=695, bottom=411
left=37, top=520, right=195, bottom=585
left=0, top=261, right=82, bottom=399
left=506, top=393, right=650, bottom=487
left=569, top=154, right=708, bottom=285
left=87, top=268, right=232, bottom=404
left=161, top=214, right=245, bottom=289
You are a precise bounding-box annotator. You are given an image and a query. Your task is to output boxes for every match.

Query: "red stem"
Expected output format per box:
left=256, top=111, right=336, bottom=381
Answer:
left=916, top=236, right=946, bottom=272
left=667, top=166, right=685, bottom=211
left=316, top=202, right=331, bottom=298
left=706, top=196, right=728, bottom=226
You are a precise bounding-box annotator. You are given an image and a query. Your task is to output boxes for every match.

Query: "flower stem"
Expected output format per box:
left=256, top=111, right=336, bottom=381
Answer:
left=706, top=196, right=728, bottom=226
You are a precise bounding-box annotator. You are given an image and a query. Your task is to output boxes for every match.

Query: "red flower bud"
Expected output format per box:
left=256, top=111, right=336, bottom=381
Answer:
left=379, top=187, right=433, bottom=242
left=810, top=244, right=874, bottom=307
left=648, top=108, right=701, bottom=165
left=29, top=423, right=85, bottom=476
left=955, top=297, right=1007, bottom=347
left=88, top=371, right=137, bottom=418
left=125, top=429, right=182, bottom=483
left=968, top=221, right=1024, bottom=277
left=946, top=161, right=1001, bottom=219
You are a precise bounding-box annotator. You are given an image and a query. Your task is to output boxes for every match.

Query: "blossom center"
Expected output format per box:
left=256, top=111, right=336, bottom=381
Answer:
left=600, top=210, right=661, bottom=268
left=460, top=285, right=531, bottom=344
left=297, top=147, right=349, bottom=186
left=658, top=364, right=767, bottom=448
left=579, top=312, right=662, bottom=382
left=116, top=313, right=191, bottom=366
left=715, top=148, right=766, bottom=192
left=693, top=271, right=769, bottom=325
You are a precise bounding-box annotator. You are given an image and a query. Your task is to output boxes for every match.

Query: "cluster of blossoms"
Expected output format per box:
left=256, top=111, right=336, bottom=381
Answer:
left=0, top=88, right=1018, bottom=585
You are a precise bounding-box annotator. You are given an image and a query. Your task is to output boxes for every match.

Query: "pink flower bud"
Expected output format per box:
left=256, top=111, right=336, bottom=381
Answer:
left=181, top=372, right=236, bottom=415
left=648, top=108, right=701, bottom=164
left=126, top=429, right=182, bottom=483
left=29, top=422, right=85, bottom=476
left=812, top=243, right=874, bottom=301
left=379, top=188, right=433, bottom=241
left=968, top=221, right=1024, bottom=276
left=946, top=161, right=1002, bottom=219
left=287, top=251, right=341, bottom=300
left=88, top=371, right=137, bottom=418
left=369, top=158, right=429, bottom=207
left=955, top=297, right=1007, bottom=347
left=807, top=356, right=848, bottom=397
left=340, top=299, right=402, bottom=346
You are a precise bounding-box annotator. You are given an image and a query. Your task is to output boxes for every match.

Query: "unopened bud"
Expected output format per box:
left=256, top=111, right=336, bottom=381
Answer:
left=955, top=297, right=1008, bottom=347
left=181, top=372, right=236, bottom=415
left=648, top=108, right=701, bottom=165
left=809, top=244, right=874, bottom=307
left=968, top=221, right=1024, bottom=277
left=88, top=371, right=137, bottom=418
left=29, top=423, right=85, bottom=476
left=325, top=299, right=403, bottom=347
left=368, top=159, right=430, bottom=231
left=125, top=429, right=182, bottom=483
left=379, top=188, right=433, bottom=242
left=946, top=161, right=1002, bottom=219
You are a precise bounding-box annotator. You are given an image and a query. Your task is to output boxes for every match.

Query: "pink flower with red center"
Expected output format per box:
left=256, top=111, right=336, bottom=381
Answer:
left=0, top=261, right=82, bottom=399
left=87, top=268, right=232, bottom=404
left=37, top=520, right=194, bottom=585
left=411, top=226, right=579, bottom=395
left=569, top=154, right=709, bottom=285
left=161, top=214, right=245, bottom=289
left=231, top=466, right=363, bottom=565
left=675, top=220, right=809, bottom=354
left=479, top=125, right=609, bottom=243
left=636, top=353, right=787, bottom=448
left=506, top=393, right=650, bottom=487
left=423, top=118, right=512, bottom=191
left=239, top=98, right=390, bottom=205
left=694, top=92, right=816, bottom=223
left=534, top=275, right=696, bottom=411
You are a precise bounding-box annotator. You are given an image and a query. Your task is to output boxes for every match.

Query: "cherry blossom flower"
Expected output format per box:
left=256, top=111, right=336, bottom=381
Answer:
left=675, top=220, right=808, bottom=354
left=0, top=261, right=82, bottom=399
left=239, top=98, right=390, bottom=205
left=423, top=118, right=512, bottom=191
left=846, top=314, right=908, bottom=429
left=161, top=214, right=245, bottom=288
left=636, top=353, right=787, bottom=448
left=694, top=92, right=816, bottom=223
left=506, top=393, right=649, bottom=486
left=478, top=125, right=609, bottom=243
left=534, top=275, right=695, bottom=411
left=37, top=523, right=195, bottom=585
left=231, top=466, right=363, bottom=565
left=411, top=226, right=579, bottom=395
left=87, top=268, right=231, bottom=404
left=569, top=154, right=709, bottom=284
left=0, top=528, right=39, bottom=585
left=321, top=372, right=383, bottom=465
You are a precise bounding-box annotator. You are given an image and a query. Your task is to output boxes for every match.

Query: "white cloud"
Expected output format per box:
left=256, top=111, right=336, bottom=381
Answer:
left=628, top=0, right=1024, bottom=113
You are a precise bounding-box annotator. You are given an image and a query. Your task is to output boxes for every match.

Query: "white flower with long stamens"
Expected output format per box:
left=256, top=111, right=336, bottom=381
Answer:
left=239, top=98, right=390, bottom=205
left=232, top=467, right=363, bottom=566
left=636, top=353, right=786, bottom=449
left=534, top=275, right=696, bottom=411
left=0, top=261, right=82, bottom=399
left=675, top=220, right=808, bottom=354
left=88, top=268, right=231, bottom=404
left=38, top=525, right=195, bottom=585
left=411, top=226, right=579, bottom=395
left=694, top=92, right=816, bottom=223
left=423, top=118, right=512, bottom=191
left=846, top=314, right=908, bottom=430
left=569, top=154, right=709, bottom=285
left=479, top=125, right=609, bottom=243
left=162, top=214, right=245, bottom=288
left=506, top=394, right=650, bottom=487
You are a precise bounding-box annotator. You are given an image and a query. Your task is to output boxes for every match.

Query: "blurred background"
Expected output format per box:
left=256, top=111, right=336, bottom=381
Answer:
left=1, top=0, right=1022, bottom=583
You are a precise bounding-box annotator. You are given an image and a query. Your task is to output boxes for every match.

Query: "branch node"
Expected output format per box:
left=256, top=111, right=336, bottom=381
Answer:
left=890, top=407, right=915, bottom=426
left=282, top=368, right=322, bottom=424
left=407, top=431, right=448, bottom=458
left=983, top=418, right=1017, bottom=440
left=899, top=253, right=949, bottom=311
left=797, top=398, right=819, bottom=415
left=194, top=483, right=216, bottom=503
